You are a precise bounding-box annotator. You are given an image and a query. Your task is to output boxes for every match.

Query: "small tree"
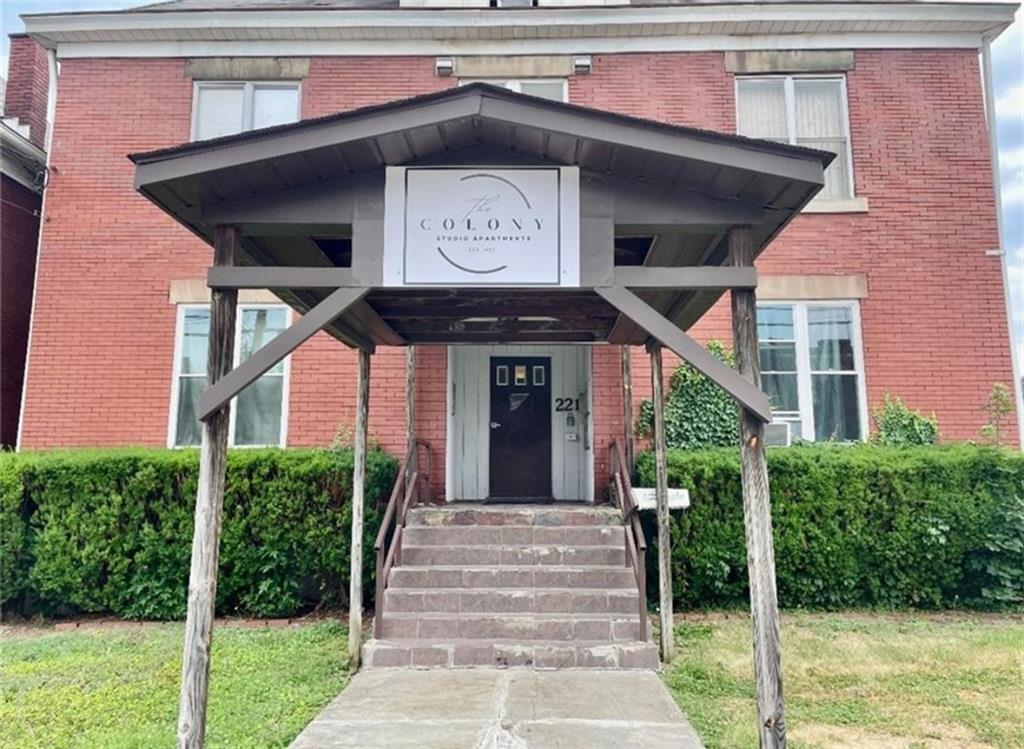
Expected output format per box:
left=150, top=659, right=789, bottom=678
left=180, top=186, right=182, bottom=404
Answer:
left=636, top=340, right=739, bottom=449
left=871, top=393, right=939, bottom=446
left=980, top=383, right=1015, bottom=446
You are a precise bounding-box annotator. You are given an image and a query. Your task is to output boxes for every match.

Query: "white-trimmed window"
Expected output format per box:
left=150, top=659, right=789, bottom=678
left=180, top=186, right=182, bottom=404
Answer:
left=170, top=304, right=291, bottom=447
left=460, top=79, right=568, bottom=102
left=736, top=76, right=855, bottom=201
left=191, top=81, right=301, bottom=141
left=758, top=301, right=867, bottom=443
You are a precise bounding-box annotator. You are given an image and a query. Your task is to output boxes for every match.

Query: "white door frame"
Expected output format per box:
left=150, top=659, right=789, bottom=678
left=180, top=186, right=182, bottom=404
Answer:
left=445, top=344, right=594, bottom=503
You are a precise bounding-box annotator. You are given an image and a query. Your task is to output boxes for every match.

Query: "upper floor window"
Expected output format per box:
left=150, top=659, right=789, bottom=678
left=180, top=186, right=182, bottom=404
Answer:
left=758, top=301, right=867, bottom=444
left=170, top=304, right=291, bottom=448
left=461, top=78, right=568, bottom=103
left=736, top=76, right=854, bottom=201
left=191, top=81, right=300, bottom=141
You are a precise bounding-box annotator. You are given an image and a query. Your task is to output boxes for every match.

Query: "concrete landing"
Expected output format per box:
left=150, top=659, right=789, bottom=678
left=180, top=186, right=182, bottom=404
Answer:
left=289, top=669, right=703, bottom=749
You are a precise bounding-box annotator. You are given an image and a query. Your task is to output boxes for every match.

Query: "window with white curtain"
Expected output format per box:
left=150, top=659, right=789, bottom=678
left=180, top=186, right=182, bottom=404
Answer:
left=459, top=79, right=568, bottom=102
left=736, top=76, right=855, bottom=200
left=170, top=304, right=291, bottom=447
left=192, top=82, right=300, bottom=141
left=757, top=301, right=867, bottom=443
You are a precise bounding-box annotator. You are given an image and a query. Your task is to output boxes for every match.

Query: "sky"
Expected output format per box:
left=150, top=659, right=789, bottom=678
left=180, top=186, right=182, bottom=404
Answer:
left=1, top=0, right=1023, bottom=368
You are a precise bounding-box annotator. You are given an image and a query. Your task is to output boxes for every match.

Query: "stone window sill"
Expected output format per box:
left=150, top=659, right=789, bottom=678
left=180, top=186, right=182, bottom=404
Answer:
left=802, top=196, right=870, bottom=214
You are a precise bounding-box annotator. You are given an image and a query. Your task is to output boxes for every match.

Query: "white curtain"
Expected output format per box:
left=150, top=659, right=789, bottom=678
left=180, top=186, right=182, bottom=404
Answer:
left=736, top=79, right=788, bottom=140
left=795, top=80, right=851, bottom=199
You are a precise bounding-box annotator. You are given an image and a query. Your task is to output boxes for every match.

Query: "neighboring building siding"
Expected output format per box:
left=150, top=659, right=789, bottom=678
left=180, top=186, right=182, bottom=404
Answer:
left=18, top=49, right=1018, bottom=477
left=0, top=175, right=41, bottom=447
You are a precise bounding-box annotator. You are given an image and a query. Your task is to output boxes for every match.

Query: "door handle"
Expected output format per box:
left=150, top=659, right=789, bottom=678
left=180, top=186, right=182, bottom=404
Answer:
left=490, top=421, right=501, bottom=429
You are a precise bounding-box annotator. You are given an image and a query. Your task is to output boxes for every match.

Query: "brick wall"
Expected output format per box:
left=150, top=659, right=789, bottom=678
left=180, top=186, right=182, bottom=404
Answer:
left=19, top=50, right=1018, bottom=483
left=3, top=35, right=50, bottom=149
left=0, top=175, right=41, bottom=447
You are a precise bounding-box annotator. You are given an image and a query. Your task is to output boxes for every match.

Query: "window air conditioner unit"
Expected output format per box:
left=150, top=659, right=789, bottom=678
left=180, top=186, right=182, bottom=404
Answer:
left=764, top=421, right=792, bottom=447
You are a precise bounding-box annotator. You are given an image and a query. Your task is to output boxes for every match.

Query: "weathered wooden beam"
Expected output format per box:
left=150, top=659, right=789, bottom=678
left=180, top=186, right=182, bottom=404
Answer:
left=611, top=265, right=757, bottom=290
left=177, top=226, right=238, bottom=749
left=595, top=286, right=773, bottom=422
left=349, top=348, right=371, bottom=669
left=729, top=225, right=786, bottom=748
left=650, top=343, right=675, bottom=664
left=197, top=286, right=370, bottom=420
left=207, top=266, right=358, bottom=289
left=621, top=346, right=635, bottom=472
left=406, top=347, right=416, bottom=456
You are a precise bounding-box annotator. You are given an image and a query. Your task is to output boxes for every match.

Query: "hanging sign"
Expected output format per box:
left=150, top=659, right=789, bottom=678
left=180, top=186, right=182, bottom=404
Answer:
left=383, top=166, right=580, bottom=287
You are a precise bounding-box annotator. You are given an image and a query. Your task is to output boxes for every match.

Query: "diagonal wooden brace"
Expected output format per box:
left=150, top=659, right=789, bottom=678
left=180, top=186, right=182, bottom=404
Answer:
left=197, top=286, right=370, bottom=421
left=595, top=285, right=773, bottom=423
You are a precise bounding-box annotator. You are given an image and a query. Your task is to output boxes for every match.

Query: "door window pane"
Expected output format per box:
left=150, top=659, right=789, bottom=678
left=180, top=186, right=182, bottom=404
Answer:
left=195, top=85, right=245, bottom=140
left=808, top=306, right=855, bottom=371
left=812, top=374, right=861, bottom=441
left=252, top=85, right=300, bottom=130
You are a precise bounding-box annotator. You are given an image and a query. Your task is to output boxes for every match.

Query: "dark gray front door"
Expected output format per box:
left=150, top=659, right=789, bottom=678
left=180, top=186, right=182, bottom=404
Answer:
left=489, top=356, right=552, bottom=499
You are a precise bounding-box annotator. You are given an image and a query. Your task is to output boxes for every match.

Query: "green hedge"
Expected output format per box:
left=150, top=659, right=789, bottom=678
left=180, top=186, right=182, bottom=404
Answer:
left=1, top=448, right=397, bottom=620
left=635, top=444, right=1024, bottom=610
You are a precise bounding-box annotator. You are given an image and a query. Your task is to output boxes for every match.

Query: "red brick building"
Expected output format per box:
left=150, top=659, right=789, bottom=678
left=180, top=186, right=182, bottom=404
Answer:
left=10, top=1, right=1021, bottom=499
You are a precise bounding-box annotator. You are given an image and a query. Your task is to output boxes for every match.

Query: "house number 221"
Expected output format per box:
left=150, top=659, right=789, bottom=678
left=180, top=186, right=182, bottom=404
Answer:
left=555, top=397, right=580, bottom=412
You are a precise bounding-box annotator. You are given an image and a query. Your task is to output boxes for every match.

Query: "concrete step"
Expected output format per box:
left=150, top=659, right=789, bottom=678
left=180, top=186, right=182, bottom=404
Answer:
left=401, top=524, right=624, bottom=547
left=407, top=504, right=621, bottom=528
left=384, top=587, right=639, bottom=615
left=400, top=544, right=626, bottom=567
left=362, top=638, right=660, bottom=670
left=388, top=565, right=637, bottom=590
left=378, top=612, right=643, bottom=642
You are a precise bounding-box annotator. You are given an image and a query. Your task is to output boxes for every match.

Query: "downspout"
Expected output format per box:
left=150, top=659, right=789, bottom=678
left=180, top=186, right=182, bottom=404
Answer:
left=982, top=36, right=1024, bottom=449
left=15, top=48, right=58, bottom=451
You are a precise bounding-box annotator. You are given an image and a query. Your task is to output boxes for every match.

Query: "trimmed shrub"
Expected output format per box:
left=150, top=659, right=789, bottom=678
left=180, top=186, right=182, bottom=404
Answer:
left=636, top=340, right=739, bottom=449
left=635, top=444, right=1023, bottom=610
left=1, top=448, right=396, bottom=619
left=871, top=394, right=939, bottom=446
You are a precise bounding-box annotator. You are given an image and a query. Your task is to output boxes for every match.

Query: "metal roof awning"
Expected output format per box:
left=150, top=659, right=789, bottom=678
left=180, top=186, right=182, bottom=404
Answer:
left=131, top=82, right=832, bottom=349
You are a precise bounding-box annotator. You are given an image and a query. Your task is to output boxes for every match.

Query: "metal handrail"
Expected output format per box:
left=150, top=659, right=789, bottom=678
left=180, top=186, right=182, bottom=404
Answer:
left=373, top=438, right=430, bottom=637
left=609, top=439, right=649, bottom=641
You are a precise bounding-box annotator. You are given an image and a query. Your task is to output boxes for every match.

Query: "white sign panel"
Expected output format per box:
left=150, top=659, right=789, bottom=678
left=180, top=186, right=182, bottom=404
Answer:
left=383, top=167, right=580, bottom=287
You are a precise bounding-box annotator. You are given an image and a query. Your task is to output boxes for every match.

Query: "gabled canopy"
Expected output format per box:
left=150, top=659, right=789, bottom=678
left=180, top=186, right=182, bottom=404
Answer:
left=131, top=83, right=831, bottom=348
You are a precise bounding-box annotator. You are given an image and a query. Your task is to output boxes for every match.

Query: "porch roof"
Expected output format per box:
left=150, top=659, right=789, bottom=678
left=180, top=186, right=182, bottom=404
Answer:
left=131, top=83, right=832, bottom=348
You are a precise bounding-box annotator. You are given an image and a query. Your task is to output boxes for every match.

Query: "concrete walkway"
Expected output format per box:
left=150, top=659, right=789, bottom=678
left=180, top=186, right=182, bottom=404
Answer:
left=289, top=669, right=704, bottom=749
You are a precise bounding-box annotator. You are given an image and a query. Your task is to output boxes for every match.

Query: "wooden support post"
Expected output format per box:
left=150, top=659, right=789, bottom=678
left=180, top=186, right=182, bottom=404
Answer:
left=348, top=348, right=371, bottom=669
left=621, top=346, right=635, bottom=472
left=650, top=343, right=674, bottom=663
left=177, top=226, right=239, bottom=749
left=729, top=225, right=786, bottom=748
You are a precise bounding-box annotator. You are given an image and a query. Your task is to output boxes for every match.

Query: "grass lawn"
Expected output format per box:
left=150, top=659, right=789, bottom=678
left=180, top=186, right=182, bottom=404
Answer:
left=665, top=612, right=1024, bottom=749
left=2, top=613, right=1021, bottom=748
left=1, top=620, right=349, bottom=749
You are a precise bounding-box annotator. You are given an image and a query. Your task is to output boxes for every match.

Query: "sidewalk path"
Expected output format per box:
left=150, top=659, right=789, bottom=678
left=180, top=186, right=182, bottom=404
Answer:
left=289, top=669, right=704, bottom=749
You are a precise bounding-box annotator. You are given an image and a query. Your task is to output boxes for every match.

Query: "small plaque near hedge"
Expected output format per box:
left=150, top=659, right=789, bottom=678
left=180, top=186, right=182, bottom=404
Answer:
left=0, top=448, right=397, bottom=620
